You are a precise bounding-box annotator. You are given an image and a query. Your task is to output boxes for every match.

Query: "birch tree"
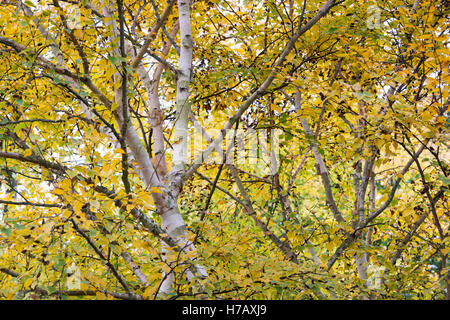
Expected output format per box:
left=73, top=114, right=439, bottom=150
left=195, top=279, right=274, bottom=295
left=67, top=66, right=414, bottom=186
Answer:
left=0, top=0, right=448, bottom=300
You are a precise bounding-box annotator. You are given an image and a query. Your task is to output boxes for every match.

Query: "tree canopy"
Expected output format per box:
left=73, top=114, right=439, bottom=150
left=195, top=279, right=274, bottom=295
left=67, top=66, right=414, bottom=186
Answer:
left=0, top=0, right=448, bottom=300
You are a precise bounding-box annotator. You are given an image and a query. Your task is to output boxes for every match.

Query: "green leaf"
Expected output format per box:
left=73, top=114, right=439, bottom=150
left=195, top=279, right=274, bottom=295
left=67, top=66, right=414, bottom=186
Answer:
left=108, top=55, right=119, bottom=65
left=24, top=0, right=35, bottom=7
left=15, top=98, right=24, bottom=106
left=438, top=175, right=450, bottom=185
left=1, top=227, right=12, bottom=237
left=52, top=254, right=66, bottom=271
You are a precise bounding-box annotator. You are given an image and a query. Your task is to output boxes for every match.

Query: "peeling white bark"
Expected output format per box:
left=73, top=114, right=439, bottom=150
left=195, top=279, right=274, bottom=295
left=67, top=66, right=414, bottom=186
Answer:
left=99, top=3, right=200, bottom=296
left=159, top=0, right=208, bottom=296
left=132, top=23, right=179, bottom=180
left=172, top=0, right=193, bottom=175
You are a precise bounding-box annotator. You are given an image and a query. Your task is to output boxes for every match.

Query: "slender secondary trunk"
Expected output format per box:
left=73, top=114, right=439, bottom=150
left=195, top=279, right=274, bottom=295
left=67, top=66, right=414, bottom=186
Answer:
left=294, top=89, right=345, bottom=224
left=353, top=103, right=370, bottom=287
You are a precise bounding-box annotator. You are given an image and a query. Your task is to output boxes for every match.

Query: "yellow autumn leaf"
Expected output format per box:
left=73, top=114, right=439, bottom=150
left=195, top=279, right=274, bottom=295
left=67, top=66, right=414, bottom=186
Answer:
left=23, top=148, right=33, bottom=157
left=42, top=221, right=55, bottom=235
left=73, top=29, right=84, bottom=40
left=24, top=278, right=34, bottom=288
left=53, top=188, right=65, bottom=195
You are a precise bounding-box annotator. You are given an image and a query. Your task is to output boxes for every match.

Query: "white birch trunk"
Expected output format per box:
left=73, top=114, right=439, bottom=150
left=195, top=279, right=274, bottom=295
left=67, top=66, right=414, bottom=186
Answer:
left=159, top=0, right=208, bottom=296
left=171, top=0, right=193, bottom=175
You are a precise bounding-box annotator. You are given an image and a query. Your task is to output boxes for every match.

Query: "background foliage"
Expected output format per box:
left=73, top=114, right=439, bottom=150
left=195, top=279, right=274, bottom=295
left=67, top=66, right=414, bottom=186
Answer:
left=0, top=0, right=448, bottom=299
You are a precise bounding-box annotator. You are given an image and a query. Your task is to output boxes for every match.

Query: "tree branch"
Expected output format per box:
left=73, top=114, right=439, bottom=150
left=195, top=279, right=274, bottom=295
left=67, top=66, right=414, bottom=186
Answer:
left=0, top=151, right=67, bottom=172
left=182, top=0, right=337, bottom=184
left=131, top=0, right=176, bottom=69
left=0, top=200, right=62, bottom=208
left=228, top=164, right=299, bottom=264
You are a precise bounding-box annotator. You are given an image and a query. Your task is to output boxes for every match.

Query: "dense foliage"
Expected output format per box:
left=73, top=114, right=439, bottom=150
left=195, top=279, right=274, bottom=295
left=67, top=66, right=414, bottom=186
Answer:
left=0, top=0, right=448, bottom=299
